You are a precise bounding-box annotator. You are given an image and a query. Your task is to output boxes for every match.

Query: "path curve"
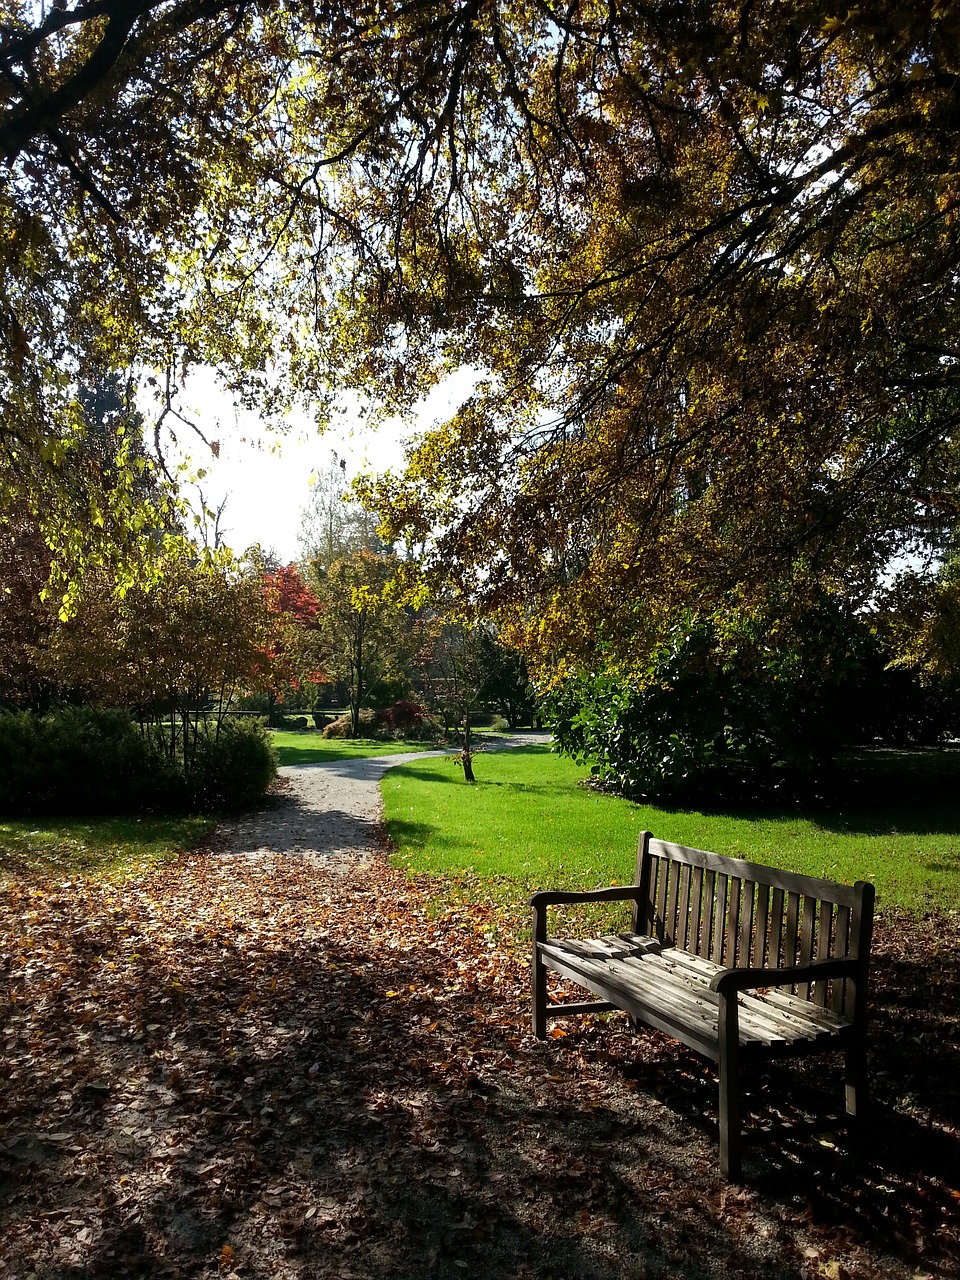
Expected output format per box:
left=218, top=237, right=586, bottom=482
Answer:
left=214, top=732, right=550, bottom=868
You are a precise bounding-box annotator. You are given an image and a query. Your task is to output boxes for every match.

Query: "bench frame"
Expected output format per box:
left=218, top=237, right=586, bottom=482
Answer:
left=531, top=831, right=875, bottom=1179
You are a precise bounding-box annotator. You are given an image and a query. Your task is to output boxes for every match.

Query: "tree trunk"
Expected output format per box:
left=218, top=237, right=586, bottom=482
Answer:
left=462, top=710, right=475, bottom=782
left=351, top=618, right=365, bottom=736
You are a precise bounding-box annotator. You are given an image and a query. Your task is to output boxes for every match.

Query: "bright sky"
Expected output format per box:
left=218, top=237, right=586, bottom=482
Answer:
left=163, top=368, right=476, bottom=562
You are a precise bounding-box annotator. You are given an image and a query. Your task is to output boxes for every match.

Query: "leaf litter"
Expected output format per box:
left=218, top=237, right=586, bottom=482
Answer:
left=1, top=846, right=958, bottom=1279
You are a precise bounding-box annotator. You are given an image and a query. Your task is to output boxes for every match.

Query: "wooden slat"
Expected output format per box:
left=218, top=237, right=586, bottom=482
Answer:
left=783, top=891, right=801, bottom=970
left=814, top=900, right=833, bottom=1006
left=770, top=887, right=785, bottom=966
left=643, top=852, right=659, bottom=940
left=544, top=999, right=618, bottom=1017
left=755, top=985, right=852, bottom=1034
left=689, top=865, right=704, bottom=956
left=666, top=858, right=682, bottom=946
left=656, top=856, right=671, bottom=943
left=713, top=874, right=729, bottom=963
left=754, top=884, right=770, bottom=968
left=740, top=880, right=756, bottom=967
left=541, top=942, right=845, bottom=1051
left=640, top=947, right=852, bottom=1041
left=699, top=869, right=716, bottom=959
left=675, top=863, right=692, bottom=950
left=832, top=904, right=851, bottom=1015
left=737, top=991, right=842, bottom=1045
left=634, top=830, right=653, bottom=935
left=540, top=950, right=721, bottom=1056
left=726, top=877, right=742, bottom=967
left=800, top=896, right=817, bottom=964
left=648, top=840, right=864, bottom=907
left=542, top=935, right=662, bottom=961
left=799, top=895, right=817, bottom=996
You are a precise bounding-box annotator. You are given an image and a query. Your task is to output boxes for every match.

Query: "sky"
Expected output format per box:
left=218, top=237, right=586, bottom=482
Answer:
left=162, top=368, right=475, bottom=563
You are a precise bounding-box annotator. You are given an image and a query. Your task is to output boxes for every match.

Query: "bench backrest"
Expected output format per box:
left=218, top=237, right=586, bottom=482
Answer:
left=632, top=832, right=875, bottom=1023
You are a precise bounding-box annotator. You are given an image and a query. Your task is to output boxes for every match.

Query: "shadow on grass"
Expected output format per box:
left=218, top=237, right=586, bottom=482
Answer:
left=661, top=800, right=960, bottom=840
left=384, top=819, right=459, bottom=855
left=0, top=815, right=212, bottom=881
left=274, top=740, right=441, bottom=767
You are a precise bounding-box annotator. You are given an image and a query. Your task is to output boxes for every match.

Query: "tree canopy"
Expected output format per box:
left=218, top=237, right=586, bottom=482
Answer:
left=3, top=2, right=959, bottom=669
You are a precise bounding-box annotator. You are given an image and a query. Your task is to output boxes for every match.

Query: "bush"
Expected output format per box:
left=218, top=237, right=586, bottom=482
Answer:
left=321, top=713, right=352, bottom=738
left=321, top=709, right=379, bottom=738
left=542, top=610, right=878, bottom=803
left=0, top=706, right=277, bottom=816
left=187, top=718, right=277, bottom=809
left=275, top=714, right=310, bottom=731
left=375, top=699, right=428, bottom=737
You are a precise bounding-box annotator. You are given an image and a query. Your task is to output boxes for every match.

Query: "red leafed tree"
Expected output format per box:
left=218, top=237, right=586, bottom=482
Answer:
left=261, top=565, right=326, bottom=720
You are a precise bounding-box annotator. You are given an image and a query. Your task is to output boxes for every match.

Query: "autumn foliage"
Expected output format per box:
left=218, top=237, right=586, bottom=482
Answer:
left=1, top=846, right=957, bottom=1278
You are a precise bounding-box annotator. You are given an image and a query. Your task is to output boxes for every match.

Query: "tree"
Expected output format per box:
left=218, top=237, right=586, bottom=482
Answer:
left=0, top=512, right=52, bottom=710
left=335, top=3, right=960, bottom=677
left=411, top=614, right=491, bottom=782
left=298, top=454, right=383, bottom=572
left=475, top=631, right=535, bottom=731
left=5, top=1, right=960, bottom=676
left=45, top=548, right=274, bottom=768
left=309, top=550, right=413, bottom=737
left=260, top=562, right=326, bottom=723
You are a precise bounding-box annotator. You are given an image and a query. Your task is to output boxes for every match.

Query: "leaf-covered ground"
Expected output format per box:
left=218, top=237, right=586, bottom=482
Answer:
left=1, top=847, right=958, bottom=1279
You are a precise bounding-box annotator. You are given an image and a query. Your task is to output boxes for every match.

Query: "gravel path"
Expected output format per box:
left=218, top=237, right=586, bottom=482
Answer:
left=214, top=732, right=550, bottom=868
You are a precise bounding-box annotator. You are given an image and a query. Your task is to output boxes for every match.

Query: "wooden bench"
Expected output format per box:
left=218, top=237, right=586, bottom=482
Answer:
left=531, top=831, right=875, bottom=1179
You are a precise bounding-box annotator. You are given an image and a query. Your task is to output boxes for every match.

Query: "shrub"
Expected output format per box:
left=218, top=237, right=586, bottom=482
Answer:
left=0, top=706, right=171, bottom=815
left=321, top=713, right=353, bottom=738
left=187, top=718, right=277, bottom=809
left=0, top=706, right=276, bottom=816
left=542, top=610, right=879, bottom=803
left=375, top=699, right=428, bottom=737
left=321, top=709, right=380, bottom=738
left=275, top=714, right=310, bottom=731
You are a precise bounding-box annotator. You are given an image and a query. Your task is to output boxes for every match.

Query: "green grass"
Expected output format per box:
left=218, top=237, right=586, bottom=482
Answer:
left=382, top=745, right=960, bottom=917
left=270, top=730, right=439, bottom=766
left=0, top=814, right=214, bottom=883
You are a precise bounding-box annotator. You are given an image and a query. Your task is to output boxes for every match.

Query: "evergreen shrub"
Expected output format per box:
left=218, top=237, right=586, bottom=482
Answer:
left=0, top=707, right=276, bottom=815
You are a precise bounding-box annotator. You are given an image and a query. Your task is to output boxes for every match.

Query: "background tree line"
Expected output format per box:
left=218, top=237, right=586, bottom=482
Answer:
left=2, top=1, right=959, bottom=807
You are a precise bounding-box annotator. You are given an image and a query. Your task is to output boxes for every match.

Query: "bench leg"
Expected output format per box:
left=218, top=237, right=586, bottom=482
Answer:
left=532, top=951, right=547, bottom=1040
left=717, top=992, right=742, bottom=1180
left=531, top=904, right=548, bottom=1039
left=844, top=1039, right=869, bottom=1122
left=718, top=1061, right=742, bottom=1181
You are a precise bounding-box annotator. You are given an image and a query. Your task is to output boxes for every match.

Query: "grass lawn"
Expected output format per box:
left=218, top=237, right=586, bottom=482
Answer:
left=382, top=745, right=960, bottom=917
left=0, top=814, right=214, bottom=883
left=270, top=729, right=439, bottom=766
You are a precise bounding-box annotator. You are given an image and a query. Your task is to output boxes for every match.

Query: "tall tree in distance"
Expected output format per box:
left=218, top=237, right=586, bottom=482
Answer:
left=260, top=562, right=326, bottom=723
left=310, top=550, right=413, bottom=737
left=298, top=453, right=382, bottom=572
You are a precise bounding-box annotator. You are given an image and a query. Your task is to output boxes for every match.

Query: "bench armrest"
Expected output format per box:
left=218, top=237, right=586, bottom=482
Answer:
left=530, top=886, right=641, bottom=909
left=709, top=956, right=860, bottom=995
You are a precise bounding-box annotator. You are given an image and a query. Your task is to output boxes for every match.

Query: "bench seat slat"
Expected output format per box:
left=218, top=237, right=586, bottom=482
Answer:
left=539, top=939, right=849, bottom=1052
left=657, top=945, right=851, bottom=1037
